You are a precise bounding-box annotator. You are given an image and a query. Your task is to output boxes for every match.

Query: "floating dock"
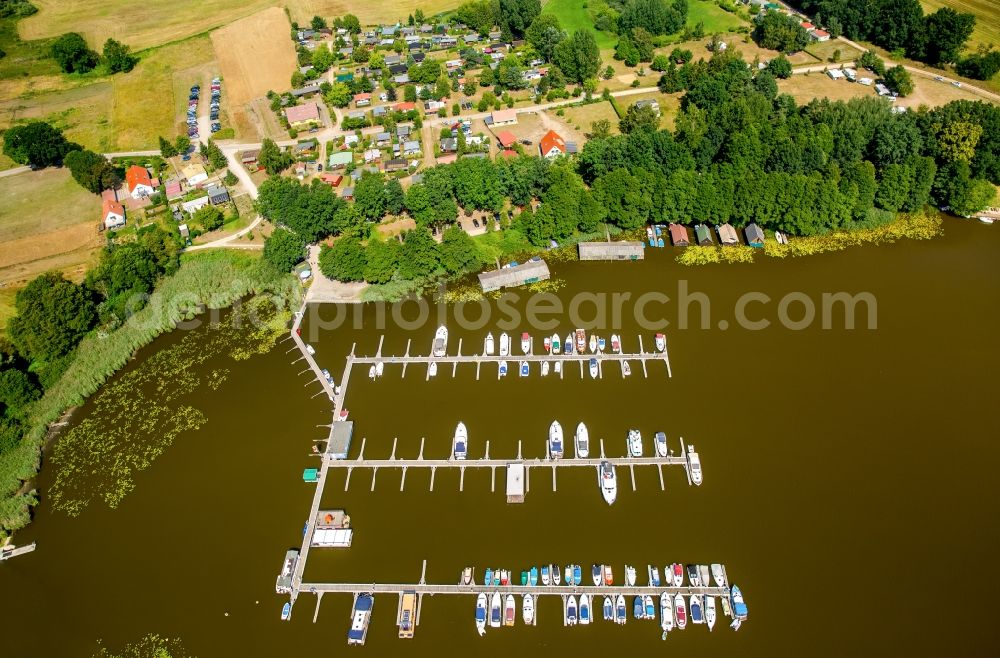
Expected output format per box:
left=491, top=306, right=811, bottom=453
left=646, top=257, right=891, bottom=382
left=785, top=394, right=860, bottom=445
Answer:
left=0, top=542, right=36, bottom=561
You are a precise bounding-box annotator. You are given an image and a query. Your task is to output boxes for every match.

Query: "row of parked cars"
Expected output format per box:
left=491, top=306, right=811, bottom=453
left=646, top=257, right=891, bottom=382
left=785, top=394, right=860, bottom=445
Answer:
left=186, top=77, right=224, bottom=139
left=209, top=78, right=222, bottom=133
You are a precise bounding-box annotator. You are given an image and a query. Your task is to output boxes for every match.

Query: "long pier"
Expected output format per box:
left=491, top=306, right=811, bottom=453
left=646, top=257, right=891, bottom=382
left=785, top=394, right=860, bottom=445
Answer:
left=300, top=581, right=730, bottom=597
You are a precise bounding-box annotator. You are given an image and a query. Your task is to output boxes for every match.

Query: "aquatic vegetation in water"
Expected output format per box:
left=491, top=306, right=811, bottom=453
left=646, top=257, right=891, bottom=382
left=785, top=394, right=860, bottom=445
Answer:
left=93, top=634, right=193, bottom=658
left=48, top=296, right=288, bottom=516
left=676, top=245, right=756, bottom=265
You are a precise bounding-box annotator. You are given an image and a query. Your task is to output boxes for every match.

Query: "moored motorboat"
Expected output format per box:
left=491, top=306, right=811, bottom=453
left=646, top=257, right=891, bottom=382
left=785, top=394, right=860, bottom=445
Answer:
left=499, top=332, right=510, bottom=357
left=579, top=593, right=591, bottom=625
left=730, top=585, right=748, bottom=620
left=433, top=325, right=448, bottom=357
left=627, top=429, right=643, bottom=457
left=369, top=365, right=377, bottom=379
left=551, top=333, right=561, bottom=354
left=453, top=422, right=468, bottom=460
left=564, top=333, right=574, bottom=354
left=462, top=566, right=473, bottom=585
left=553, top=564, right=561, bottom=585
left=541, top=565, right=550, bottom=586
left=654, top=432, right=667, bottom=457
left=554, top=361, right=562, bottom=374
left=504, top=594, right=516, bottom=626
left=564, top=565, right=573, bottom=585
left=573, top=564, right=582, bottom=586
left=698, top=565, right=711, bottom=589
left=599, top=461, right=617, bottom=505
left=500, top=569, right=509, bottom=586
left=603, top=596, right=614, bottom=621
left=597, top=336, right=606, bottom=351
left=485, top=332, right=495, bottom=355
left=529, top=566, right=538, bottom=586
left=644, top=595, right=655, bottom=620
left=490, top=591, right=502, bottom=627
left=493, top=569, right=501, bottom=586
left=522, top=593, right=535, bottom=625
left=485, top=567, right=493, bottom=587
left=610, top=334, right=621, bottom=353
left=520, top=571, right=527, bottom=586
left=498, top=361, right=508, bottom=377
left=615, top=595, right=627, bottom=625
left=711, top=563, right=727, bottom=588
left=576, top=422, right=590, bottom=458
left=603, top=565, right=613, bottom=585
left=690, top=594, right=704, bottom=624
left=521, top=332, right=531, bottom=354
left=654, top=332, right=666, bottom=352
left=428, top=362, right=437, bottom=377
left=347, top=593, right=374, bottom=645
left=548, top=421, right=564, bottom=459
left=322, top=368, right=334, bottom=384
left=660, top=592, right=674, bottom=633
left=625, top=564, right=637, bottom=587
left=476, top=593, right=487, bottom=636
left=589, top=334, right=597, bottom=353
left=592, top=564, right=602, bottom=587
left=566, top=595, right=578, bottom=626
left=519, top=361, right=529, bottom=377
left=375, top=361, right=384, bottom=378
left=648, top=565, right=661, bottom=587
left=670, top=563, right=682, bottom=587
left=674, top=594, right=687, bottom=629
left=633, top=596, right=643, bottom=619
left=621, top=360, right=631, bottom=377
left=541, top=361, right=549, bottom=376
left=706, top=596, right=716, bottom=631
left=589, top=357, right=598, bottom=379
left=281, top=602, right=291, bottom=621
left=687, top=445, right=703, bottom=485
left=687, top=564, right=701, bottom=587
left=575, top=329, right=586, bottom=352
left=544, top=336, right=551, bottom=352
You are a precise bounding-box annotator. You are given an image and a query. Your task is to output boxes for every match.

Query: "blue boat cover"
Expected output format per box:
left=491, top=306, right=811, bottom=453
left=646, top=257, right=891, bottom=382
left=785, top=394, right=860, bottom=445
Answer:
left=356, top=595, right=373, bottom=611
left=348, top=629, right=364, bottom=640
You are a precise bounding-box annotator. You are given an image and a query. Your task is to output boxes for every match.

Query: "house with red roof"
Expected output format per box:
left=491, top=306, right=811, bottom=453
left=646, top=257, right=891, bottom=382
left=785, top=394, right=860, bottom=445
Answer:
left=811, top=29, right=830, bottom=41
left=125, top=165, right=155, bottom=199
left=394, top=102, right=417, bottom=112
left=353, top=92, right=372, bottom=107
left=102, top=197, right=126, bottom=229
left=539, top=130, right=566, bottom=159
left=496, top=130, right=517, bottom=148
left=284, top=102, right=320, bottom=128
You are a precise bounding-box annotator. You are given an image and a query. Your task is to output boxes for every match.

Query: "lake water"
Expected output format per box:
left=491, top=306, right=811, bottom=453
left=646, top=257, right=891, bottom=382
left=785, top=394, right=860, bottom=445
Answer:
left=2, top=218, right=998, bottom=657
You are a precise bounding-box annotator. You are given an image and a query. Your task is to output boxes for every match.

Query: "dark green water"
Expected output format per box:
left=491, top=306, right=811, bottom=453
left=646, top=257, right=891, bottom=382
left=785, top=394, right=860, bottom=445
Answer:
left=2, top=219, right=999, bottom=657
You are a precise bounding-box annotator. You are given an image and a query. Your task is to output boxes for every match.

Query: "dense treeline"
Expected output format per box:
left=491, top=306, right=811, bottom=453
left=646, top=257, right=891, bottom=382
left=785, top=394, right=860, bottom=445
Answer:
left=258, top=52, right=1000, bottom=287
left=0, top=228, right=182, bottom=474
left=790, top=0, right=988, bottom=77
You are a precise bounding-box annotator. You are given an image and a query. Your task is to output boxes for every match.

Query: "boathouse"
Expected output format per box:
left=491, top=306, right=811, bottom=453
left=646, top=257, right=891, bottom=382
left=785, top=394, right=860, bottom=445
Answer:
left=578, top=241, right=645, bottom=261
left=506, top=462, right=525, bottom=503
left=717, top=223, right=739, bottom=245
left=325, top=421, right=354, bottom=459
left=745, top=223, right=765, bottom=247
left=668, top=223, right=690, bottom=246
left=695, top=224, right=713, bottom=245
left=478, top=258, right=550, bottom=292
left=312, top=509, right=353, bottom=547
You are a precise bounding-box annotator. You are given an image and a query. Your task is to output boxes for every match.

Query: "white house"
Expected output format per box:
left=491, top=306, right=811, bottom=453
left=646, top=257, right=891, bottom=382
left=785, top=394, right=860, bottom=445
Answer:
left=491, top=109, right=517, bottom=126
left=539, top=130, right=566, bottom=159
left=363, top=148, right=381, bottom=163
left=182, top=196, right=210, bottom=213
left=182, top=163, right=208, bottom=186
left=102, top=197, right=126, bottom=229
left=125, top=165, right=155, bottom=199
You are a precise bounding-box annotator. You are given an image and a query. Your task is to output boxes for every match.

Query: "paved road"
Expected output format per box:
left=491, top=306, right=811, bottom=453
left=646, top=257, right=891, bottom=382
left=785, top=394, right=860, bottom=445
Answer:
left=185, top=144, right=263, bottom=252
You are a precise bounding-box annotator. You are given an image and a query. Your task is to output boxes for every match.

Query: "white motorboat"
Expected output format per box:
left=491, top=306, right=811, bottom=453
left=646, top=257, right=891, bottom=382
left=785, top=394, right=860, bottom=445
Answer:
left=519, top=361, right=529, bottom=377
left=687, top=445, right=702, bottom=485
left=428, top=362, right=437, bottom=377
left=566, top=595, right=577, bottom=626
left=476, top=593, right=487, bottom=636
left=625, top=564, right=637, bottom=587
left=375, top=361, right=384, bottom=377
left=589, top=334, right=597, bottom=353
left=521, top=332, right=531, bottom=354
left=711, top=563, right=728, bottom=588
left=368, top=365, right=376, bottom=379
left=648, top=565, right=661, bottom=587
left=592, top=564, right=602, bottom=587
left=660, top=592, right=674, bottom=633
left=589, top=357, right=598, bottom=379
left=615, top=594, right=627, bottom=625
left=699, top=565, right=711, bottom=589
left=730, top=585, right=748, bottom=621
left=674, top=594, right=687, bottom=629
left=347, top=594, right=374, bottom=645
left=603, top=596, right=614, bottom=621
left=599, top=461, right=617, bottom=505
left=504, top=594, right=516, bottom=627
left=551, top=333, right=561, bottom=355
left=654, top=432, right=667, bottom=457
left=462, top=567, right=473, bottom=585
left=610, top=334, right=621, bottom=353
left=522, top=593, right=535, bottom=625
left=579, top=593, right=591, bottom=625
left=564, top=333, right=574, bottom=354
left=453, top=422, right=468, bottom=460
left=690, top=594, right=704, bottom=625
left=498, top=361, right=508, bottom=377
left=575, top=422, right=589, bottom=458
left=597, top=336, right=606, bottom=351
left=499, top=332, right=510, bottom=357
left=541, top=361, right=549, bottom=376
left=433, top=325, right=448, bottom=357
left=621, top=360, right=631, bottom=377
left=554, top=361, right=562, bottom=374
left=670, top=563, right=683, bottom=587
left=548, top=421, right=564, bottom=459
left=627, top=429, right=643, bottom=457
left=706, top=595, right=716, bottom=631
left=485, top=332, right=495, bottom=355
left=654, top=332, right=666, bottom=352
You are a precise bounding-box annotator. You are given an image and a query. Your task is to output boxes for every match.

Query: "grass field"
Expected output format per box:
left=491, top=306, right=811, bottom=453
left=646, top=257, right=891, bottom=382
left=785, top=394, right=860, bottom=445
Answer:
left=778, top=73, right=878, bottom=104
left=560, top=101, right=621, bottom=136
left=19, top=0, right=464, bottom=52
left=619, top=91, right=683, bottom=129
left=211, top=8, right=296, bottom=107
left=920, top=0, right=999, bottom=53
left=0, top=168, right=101, bottom=298
left=804, top=38, right=863, bottom=64
left=542, top=0, right=617, bottom=49
left=686, top=0, right=747, bottom=34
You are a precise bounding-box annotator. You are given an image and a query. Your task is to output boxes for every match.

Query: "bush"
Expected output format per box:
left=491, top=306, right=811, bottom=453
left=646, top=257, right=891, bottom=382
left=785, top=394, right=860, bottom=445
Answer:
left=263, top=228, right=306, bottom=272
left=50, top=32, right=99, bottom=73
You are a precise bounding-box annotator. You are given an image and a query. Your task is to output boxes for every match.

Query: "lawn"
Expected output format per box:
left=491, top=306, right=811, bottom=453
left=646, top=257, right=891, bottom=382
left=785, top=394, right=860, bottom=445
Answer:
left=920, top=0, right=1000, bottom=54
left=0, top=168, right=102, bottom=291
left=560, top=101, right=621, bottom=136
left=804, top=38, right=863, bottom=64
left=686, top=0, right=747, bottom=34
left=542, top=0, right=617, bottom=49
left=778, top=73, right=878, bottom=105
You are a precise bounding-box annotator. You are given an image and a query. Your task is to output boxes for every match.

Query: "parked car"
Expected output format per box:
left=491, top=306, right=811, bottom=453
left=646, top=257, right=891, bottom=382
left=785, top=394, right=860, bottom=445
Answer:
left=317, top=163, right=323, bottom=171
left=521, top=139, right=532, bottom=145
left=472, top=218, right=479, bottom=228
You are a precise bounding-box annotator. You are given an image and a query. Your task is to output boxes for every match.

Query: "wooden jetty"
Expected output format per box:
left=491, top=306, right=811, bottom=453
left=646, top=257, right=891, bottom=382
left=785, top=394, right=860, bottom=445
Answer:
left=0, top=542, right=36, bottom=561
